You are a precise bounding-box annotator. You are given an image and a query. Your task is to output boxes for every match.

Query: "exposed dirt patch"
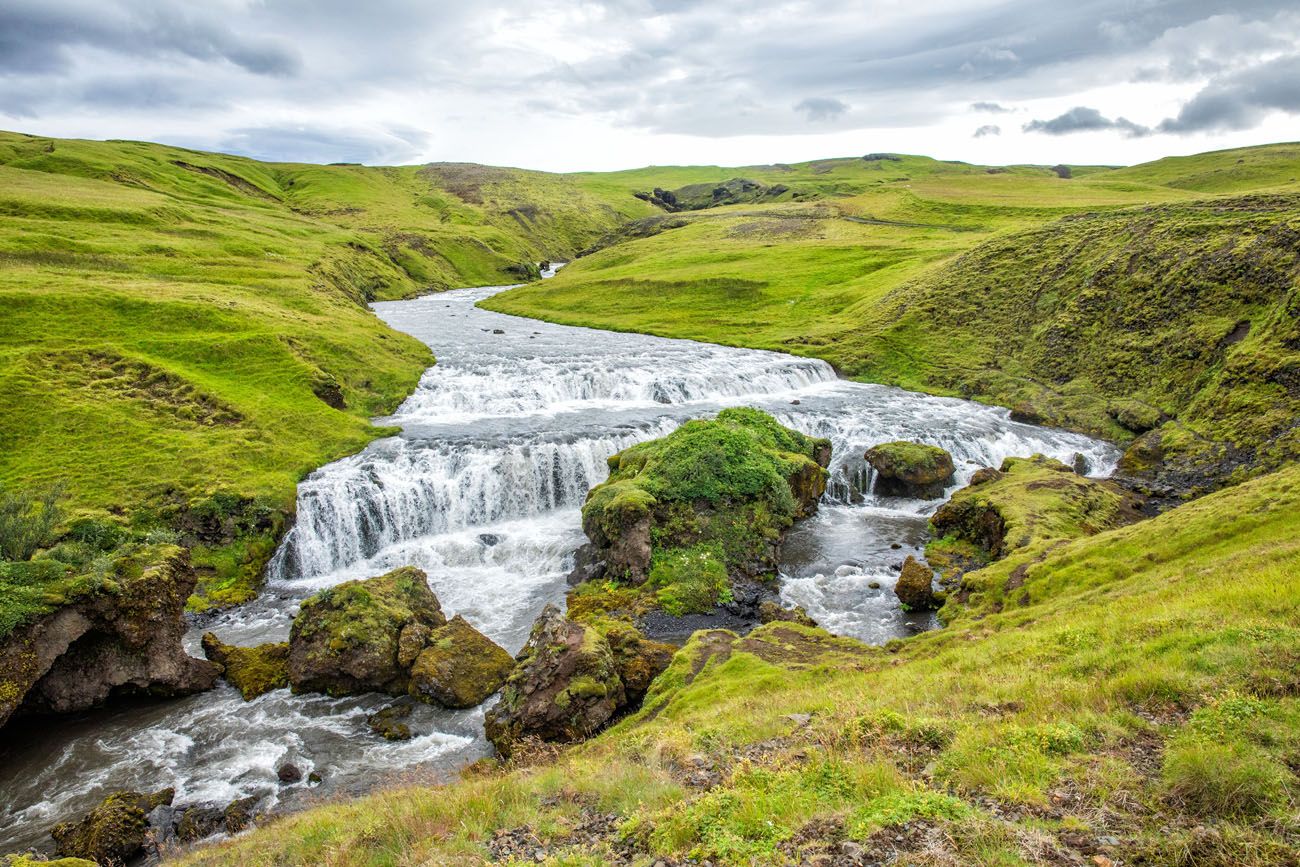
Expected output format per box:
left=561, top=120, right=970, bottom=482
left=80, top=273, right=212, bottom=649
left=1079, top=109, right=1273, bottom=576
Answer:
left=418, top=163, right=515, bottom=204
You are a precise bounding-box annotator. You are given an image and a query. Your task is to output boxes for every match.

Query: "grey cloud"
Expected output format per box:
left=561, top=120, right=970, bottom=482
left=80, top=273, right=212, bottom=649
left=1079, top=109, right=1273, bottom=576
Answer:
left=971, top=101, right=1012, bottom=113
left=974, top=124, right=1001, bottom=137
left=794, top=97, right=848, bottom=122
left=219, top=125, right=433, bottom=165
left=1158, top=52, right=1300, bottom=133
left=1023, top=106, right=1151, bottom=137
left=0, top=1, right=298, bottom=75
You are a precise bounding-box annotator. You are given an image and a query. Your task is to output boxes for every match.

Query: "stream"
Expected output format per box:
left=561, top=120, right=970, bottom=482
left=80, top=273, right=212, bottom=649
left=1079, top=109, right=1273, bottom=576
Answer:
left=0, top=272, right=1119, bottom=852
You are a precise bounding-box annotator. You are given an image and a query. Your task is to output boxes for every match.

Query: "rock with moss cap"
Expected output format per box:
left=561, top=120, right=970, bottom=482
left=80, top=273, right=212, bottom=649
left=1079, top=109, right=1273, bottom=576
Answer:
left=408, top=615, right=515, bottom=709
left=581, top=407, right=830, bottom=589
left=200, top=633, right=288, bottom=700
left=288, top=566, right=445, bottom=696
left=865, top=441, right=955, bottom=499
left=51, top=787, right=173, bottom=865
left=895, top=556, right=941, bottom=610
left=3, top=856, right=99, bottom=867
left=484, top=605, right=625, bottom=758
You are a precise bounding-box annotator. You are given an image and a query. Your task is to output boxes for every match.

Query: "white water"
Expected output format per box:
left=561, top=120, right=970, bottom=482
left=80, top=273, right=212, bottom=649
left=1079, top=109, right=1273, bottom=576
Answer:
left=0, top=271, right=1118, bottom=853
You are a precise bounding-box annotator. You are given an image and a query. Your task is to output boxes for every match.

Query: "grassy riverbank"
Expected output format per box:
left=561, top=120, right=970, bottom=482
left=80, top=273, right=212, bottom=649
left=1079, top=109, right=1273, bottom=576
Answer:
left=178, top=460, right=1300, bottom=865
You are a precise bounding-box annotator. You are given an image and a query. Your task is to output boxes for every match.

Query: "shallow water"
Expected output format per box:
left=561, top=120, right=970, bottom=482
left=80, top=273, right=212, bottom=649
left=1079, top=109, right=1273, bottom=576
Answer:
left=0, top=271, right=1118, bottom=851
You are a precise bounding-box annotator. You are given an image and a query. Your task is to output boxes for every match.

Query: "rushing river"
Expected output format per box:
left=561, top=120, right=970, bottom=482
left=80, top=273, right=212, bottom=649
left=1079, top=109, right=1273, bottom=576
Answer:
left=0, top=272, right=1118, bottom=852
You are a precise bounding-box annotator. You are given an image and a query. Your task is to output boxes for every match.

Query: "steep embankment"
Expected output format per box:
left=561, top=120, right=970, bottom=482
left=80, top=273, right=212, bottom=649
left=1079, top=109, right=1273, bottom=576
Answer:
left=176, top=460, right=1300, bottom=865
left=486, top=144, right=1300, bottom=496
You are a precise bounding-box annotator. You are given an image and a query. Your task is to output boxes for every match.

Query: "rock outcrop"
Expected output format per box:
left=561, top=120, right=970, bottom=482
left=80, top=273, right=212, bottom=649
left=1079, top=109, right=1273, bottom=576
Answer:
left=895, top=556, right=941, bottom=610
left=51, top=787, right=174, bottom=866
left=200, top=633, right=289, bottom=700
left=0, top=546, right=218, bottom=730
left=485, top=605, right=628, bottom=758
left=288, top=567, right=511, bottom=709
left=864, top=441, right=955, bottom=498
left=408, top=615, right=515, bottom=708
left=288, top=566, right=446, bottom=696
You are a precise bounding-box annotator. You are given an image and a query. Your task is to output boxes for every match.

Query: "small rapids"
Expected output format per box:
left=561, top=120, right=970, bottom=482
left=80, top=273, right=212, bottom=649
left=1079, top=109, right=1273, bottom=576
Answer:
left=0, top=272, right=1118, bottom=852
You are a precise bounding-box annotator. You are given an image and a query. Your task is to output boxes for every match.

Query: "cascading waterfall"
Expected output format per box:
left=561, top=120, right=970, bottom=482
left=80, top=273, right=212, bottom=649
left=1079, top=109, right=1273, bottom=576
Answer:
left=0, top=279, right=1121, bottom=855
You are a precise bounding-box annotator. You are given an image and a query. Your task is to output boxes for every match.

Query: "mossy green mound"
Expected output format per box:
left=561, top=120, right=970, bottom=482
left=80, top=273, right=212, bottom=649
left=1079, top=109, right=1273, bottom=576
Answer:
left=200, top=633, right=289, bottom=700
left=579, top=408, right=829, bottom=617
left=288, top=566, right=445, bottom=696
left=408, top=615, right=515, bottom=709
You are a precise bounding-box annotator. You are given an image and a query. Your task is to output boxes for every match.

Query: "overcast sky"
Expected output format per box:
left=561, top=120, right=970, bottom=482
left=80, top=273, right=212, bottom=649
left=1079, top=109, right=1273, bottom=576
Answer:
left=2, top=0, right=1298, bottom=171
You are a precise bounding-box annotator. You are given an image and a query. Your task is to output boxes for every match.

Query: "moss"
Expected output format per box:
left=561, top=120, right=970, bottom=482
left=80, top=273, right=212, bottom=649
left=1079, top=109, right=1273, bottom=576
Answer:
left=864, top=441, right=955, bottom=488
left=201, top=633, right=289, bottom=700
left=407, top=615, right=514, bottom=709
left=646, top=543, right=732, bottom=615
left=51, top=787, right=173, bottom=865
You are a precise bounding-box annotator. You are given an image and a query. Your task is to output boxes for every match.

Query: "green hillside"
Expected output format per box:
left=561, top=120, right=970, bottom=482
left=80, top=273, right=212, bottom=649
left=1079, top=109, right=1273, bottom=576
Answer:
left=485, top=143, right=1300, bottom=495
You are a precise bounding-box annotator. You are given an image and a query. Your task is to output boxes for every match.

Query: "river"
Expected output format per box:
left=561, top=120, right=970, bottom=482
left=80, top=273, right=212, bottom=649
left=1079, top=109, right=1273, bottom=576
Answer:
left=0, top=272, right=1118, bottom=852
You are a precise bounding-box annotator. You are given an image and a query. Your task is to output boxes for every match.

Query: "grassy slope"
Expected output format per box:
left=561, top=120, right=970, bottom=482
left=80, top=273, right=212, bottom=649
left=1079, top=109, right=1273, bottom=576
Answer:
left=177, top=460, right=1300, bottom=866
left=0, top=131, right=653, bottom=609
left=484, top=143, right=1300, bottom=492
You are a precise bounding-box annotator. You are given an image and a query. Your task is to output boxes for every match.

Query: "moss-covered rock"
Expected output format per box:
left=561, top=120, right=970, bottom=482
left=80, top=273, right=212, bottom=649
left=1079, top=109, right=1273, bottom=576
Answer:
left=895, top=556, right=940, bottom=610
left=50, top=787, right=173, bottom=866
left=599, top=621, right=675, bottom=705
left=223, top=796, right=259, bottom=834
left=3, top=856, right=99, bottom=867
left=484, top=605, right=626, bottom=758
left=1, top=545, right=218, bottom=730
left=865, top=441, right=955, bottom=498
left=408, top=615, right=515, bottom=709
left=200, top=633, right=289, bottom=700
left=576, top=409, right=830, bottom=632
left=288, top=566, right=445, bottom=697
left=367, top=703, right=413, bottom=740
left=757, top=599, right=818, bottom=627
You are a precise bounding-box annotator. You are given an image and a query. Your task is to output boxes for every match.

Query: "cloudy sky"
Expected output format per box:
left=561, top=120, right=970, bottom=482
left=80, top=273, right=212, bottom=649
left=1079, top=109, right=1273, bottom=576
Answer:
left=2, top=0, right=1298, bottom=171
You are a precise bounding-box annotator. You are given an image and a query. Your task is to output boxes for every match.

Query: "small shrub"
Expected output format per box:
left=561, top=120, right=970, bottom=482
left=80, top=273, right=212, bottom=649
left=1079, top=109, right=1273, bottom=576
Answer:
left=0, top=483, right=65, bottom=561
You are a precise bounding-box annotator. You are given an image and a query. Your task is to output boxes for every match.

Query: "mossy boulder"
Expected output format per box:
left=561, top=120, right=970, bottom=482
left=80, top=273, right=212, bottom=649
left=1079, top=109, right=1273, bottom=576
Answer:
left=895, top=556, right=940, bottom=610
left=600, top=621, right=675, bottom=705
left=51, top=787, right=173, bottom=866
left=367, top=703, right=413, bottom=740
left=757, top=599, right=818, bottom=627
left=582, top=408, right=829, bottom=585
left=408, top=615, right=515, bottom=709
left=865, top=441, right=955, bottom=498
left=485, top=605, right=626, bottom=758
left=3, top=857, right=98, bottom=867
left=200, top=633, right=289, bottom=700
left=288, top=566, right=446, bottom=697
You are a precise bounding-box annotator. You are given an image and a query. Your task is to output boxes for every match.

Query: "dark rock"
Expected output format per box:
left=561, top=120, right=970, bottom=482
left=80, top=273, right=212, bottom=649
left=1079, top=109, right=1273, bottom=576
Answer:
left=288, top=566, right=445, bottom=697
left=865, top=441, right=955, bottom=499
left=889, top=542, right=902, bottom=549
left=308, top=771, right=322, bottom=784
left=368, top=703, right=413, bottom=740
left=492, top=328, right=505, bottom=335
left=200, top=634, right=289, bottom=701
left=565, top=542, right=606, bottom=586
left=276, top=762, right=302, bottom=784
left=1072, top=453, right=1091, bottom=476
left=408, top=615, right=515, bottom=708
left=757, top=600, right=817, bottom=627
left=478, top=533, right=500, bottom=546
left=484, top=606, right=625, bottom=758
left=1009, top=402, right=1046, bottom=424
left=223, top=796, right=258, bottom=834
left=895, top=556, right=941, bottom=610
left=175, top=804, right=223, bottom=843
left=52, top=787, right=174, bottom=864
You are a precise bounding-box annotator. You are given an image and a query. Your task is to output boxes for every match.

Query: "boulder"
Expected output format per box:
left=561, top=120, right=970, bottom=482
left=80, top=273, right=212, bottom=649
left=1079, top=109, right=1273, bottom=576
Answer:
left=757, top=600, right=818, bottom=627
left=51, top=787, right=174, bottom=865
left=484, top=605, right=625, bottom=758
left=175, top=805, right=224, bottom=843
left=367, top=703, right=413, bottom=741
left=4, top=857, right=98, bottom=867
left=864, top=441, right=955, bottom=499
left=1, top=546, right=219, bottom=729
left=895, top=556, right=940, bottom=610
left=600, top=622, right=675, bottom=705
left=200, top=634, right=288, bottom=700
left=408, top=615, right=515, bottom=709
left=288, top=567, right=445, bottom=696
left=223, top=796, right=258, bottom=834
left=276, top=762, right=302, bottom=784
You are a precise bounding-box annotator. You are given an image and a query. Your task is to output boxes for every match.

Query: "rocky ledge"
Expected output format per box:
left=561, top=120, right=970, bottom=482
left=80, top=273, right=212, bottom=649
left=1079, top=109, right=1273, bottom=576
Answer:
left=0, top=544, right=219, bottom=730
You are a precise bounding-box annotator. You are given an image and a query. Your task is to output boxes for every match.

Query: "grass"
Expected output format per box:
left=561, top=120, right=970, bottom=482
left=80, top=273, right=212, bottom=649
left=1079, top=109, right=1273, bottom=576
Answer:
left=483, top=143, right=1300, bottom=494
left=174, top=461, right=1300, bottom=866
left=0, top=130, right=658, bottom=611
